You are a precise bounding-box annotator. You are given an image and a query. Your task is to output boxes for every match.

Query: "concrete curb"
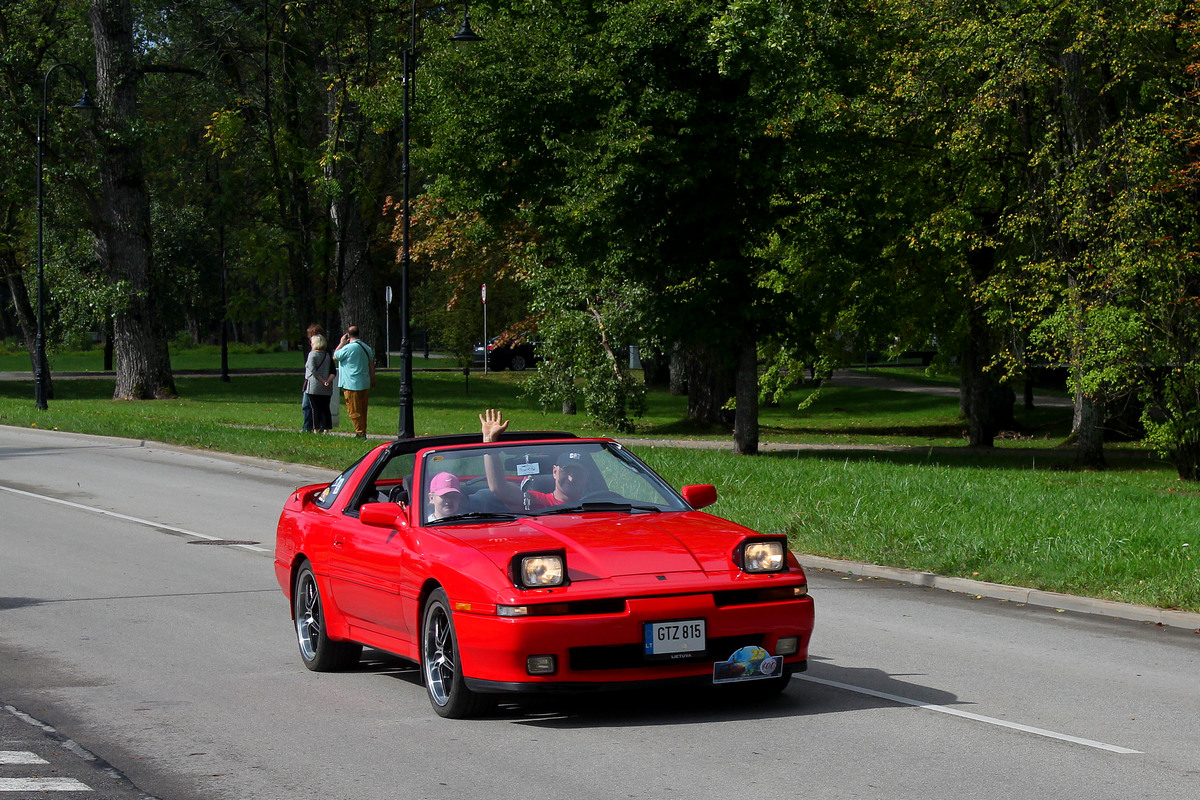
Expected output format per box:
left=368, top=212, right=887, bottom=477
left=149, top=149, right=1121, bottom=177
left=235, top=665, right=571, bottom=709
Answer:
left=799, top=554, right=1200, bottom=632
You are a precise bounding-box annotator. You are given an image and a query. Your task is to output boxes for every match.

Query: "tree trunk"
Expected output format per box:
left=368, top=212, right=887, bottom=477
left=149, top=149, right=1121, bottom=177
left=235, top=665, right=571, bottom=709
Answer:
left=90, top=0, right=175, bottom=400
left=262, top=6, right=318, bottom=339
left=1170, top=432, right=1200, bottom=482
left=1073, top=387, right=1107, bottom=470
left=639, top=344, right=668, bottom=387
left=732, top=336, right=759, bottom=455
left=1, top=258, right=46, bottom=393
left=332, top=186, right=379, bottom=360
left=668, top=342, right=688, bottom=396
left=959, top=214, right=1013, bottom=446
left=326, top=64, right=380, bottom=360
left=685, top=343, right=734, bottom=426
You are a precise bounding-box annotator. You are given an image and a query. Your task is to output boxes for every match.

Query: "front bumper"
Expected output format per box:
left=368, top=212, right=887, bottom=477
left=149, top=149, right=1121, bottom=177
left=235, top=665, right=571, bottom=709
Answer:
left=453, top=592, right=814, bottom=692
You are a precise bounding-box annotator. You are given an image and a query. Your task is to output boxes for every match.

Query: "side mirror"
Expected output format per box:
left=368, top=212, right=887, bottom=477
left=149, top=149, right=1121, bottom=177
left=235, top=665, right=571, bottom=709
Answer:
left=681, top=484, right=717, bottom=510
left=360, top=502, right=407, bottom=528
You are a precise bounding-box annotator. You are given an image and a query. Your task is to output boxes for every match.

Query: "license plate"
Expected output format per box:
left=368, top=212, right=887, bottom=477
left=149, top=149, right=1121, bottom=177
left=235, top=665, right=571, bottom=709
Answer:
left=644, top=619, right=706, bottom=659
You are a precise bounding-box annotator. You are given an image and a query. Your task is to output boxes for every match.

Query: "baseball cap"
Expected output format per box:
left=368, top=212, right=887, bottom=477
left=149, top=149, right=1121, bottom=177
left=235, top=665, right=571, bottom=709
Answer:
left=556, top=452, right=585, bottom=468
left=429, top=472, right=462, bottom=495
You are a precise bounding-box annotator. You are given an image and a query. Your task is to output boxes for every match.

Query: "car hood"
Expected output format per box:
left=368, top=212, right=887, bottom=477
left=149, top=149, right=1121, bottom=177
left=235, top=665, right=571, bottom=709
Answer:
left=448, top=511, right=757, bottom=580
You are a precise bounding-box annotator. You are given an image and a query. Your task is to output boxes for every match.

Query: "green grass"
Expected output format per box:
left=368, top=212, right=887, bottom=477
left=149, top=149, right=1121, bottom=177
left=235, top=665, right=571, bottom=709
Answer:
left=637, top=448, right=1196, bottom=612
left=1, top=360, right=1194, bottom=612
left=0, top=345, right=450, bottom=374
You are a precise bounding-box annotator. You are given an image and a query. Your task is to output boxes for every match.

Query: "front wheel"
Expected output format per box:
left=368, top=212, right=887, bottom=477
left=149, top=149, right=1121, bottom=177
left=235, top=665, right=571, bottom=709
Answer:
left=293, top=564, right=361, bottom=671
left=421, top=588, right=490, bottom=718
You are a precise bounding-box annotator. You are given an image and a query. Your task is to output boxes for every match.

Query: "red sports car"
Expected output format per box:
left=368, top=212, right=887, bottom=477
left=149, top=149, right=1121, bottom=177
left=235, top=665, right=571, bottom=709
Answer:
left=274, top=432, right=815, bottom=718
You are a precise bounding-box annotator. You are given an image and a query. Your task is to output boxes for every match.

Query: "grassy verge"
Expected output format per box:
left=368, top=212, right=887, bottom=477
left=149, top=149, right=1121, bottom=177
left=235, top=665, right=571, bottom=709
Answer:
left=0, top=361, right=1194, bottom=612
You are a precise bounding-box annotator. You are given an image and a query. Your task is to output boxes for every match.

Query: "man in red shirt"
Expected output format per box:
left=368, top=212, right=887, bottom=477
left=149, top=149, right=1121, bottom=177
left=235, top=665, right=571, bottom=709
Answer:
left=479, top=408, right=589, bottom=511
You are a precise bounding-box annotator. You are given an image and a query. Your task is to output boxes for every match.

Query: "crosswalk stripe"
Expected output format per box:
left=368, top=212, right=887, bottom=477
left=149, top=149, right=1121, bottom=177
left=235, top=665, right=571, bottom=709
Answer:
left=0, top=752, right=49, bottom=765
left=0, top=777, right=91, bottom=791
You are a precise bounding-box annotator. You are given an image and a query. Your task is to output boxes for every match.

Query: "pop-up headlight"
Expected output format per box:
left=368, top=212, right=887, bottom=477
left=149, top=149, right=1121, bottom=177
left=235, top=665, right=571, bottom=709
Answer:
left=512, top=551, right=567, bottom=588
left=741, top=540, right=787, bottom=574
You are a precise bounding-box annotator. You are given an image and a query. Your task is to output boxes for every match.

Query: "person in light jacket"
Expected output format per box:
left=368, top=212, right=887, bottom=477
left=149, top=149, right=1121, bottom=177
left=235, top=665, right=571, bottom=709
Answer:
left=304, top=334, right=335, bottom=433
left=333, top=325, right=375, bottom=438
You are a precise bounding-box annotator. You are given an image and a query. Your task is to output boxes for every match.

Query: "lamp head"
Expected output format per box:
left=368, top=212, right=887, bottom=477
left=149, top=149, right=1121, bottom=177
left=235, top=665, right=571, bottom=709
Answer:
left=73, top=89, right=96, bottom=111
left=450, top=2, right=482, bottom=42
left=450, top=19, right=482, bottom=42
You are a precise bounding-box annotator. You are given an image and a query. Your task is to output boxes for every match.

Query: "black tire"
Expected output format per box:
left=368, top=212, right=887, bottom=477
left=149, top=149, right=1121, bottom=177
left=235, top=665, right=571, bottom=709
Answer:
left=293, top=564, right=362, bottom=672
left=421, top=588, right=490, bottom=718
left=509, top=353, right=527, bottom=371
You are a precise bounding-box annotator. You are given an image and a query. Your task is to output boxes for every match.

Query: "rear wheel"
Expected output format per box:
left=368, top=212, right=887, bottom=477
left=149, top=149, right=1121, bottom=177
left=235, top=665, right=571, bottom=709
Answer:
left=509, top=353, right=527, bottom=371
left=293, top=564, right=362, bottom=671
left=421, top=588, right=490, bottom=718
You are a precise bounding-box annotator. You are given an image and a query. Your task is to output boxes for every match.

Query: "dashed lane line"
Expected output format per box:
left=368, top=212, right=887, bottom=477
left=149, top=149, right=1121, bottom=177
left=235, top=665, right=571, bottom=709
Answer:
left=797, top=674, right=1142, bottom=754
left=0, top=484, right=271, bottom=554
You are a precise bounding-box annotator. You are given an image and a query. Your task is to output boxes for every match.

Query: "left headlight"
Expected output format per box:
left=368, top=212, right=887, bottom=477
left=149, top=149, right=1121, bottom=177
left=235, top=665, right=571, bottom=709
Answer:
left=512, top=551, right=567, bottom=588
left=741, top=540, right=787, bottom=574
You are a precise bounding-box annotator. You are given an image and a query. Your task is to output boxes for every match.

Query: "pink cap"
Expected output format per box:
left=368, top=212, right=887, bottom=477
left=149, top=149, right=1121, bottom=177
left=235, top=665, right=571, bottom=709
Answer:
left=429, top=472, right=462, bottom=496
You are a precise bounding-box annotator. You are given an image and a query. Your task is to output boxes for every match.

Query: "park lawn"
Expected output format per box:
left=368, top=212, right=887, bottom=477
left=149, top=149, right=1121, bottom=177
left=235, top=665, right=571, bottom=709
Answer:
left=0, top=345, right=451, bottom=374
left=0, top=366, right=1193, bottom=613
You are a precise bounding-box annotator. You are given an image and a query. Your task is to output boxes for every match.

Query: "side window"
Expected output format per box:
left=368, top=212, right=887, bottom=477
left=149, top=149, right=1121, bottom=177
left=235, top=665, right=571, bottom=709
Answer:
left=370, top=452, right=416, bottom=505
left=377, top=453, right=416, bottom=484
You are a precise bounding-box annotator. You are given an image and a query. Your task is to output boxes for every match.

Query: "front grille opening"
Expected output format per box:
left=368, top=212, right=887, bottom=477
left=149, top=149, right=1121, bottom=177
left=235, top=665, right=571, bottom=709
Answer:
left=569, top=634, right=766, bottom=671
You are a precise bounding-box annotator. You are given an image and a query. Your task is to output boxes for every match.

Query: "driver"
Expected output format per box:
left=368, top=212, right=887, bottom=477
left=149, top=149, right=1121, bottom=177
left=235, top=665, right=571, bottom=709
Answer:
left=479, top=408, right=588, bottom=511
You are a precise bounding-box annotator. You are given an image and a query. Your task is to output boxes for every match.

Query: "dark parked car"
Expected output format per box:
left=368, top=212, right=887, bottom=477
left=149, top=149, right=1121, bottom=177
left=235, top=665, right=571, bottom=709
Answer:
left=473, top=336, right=540, bottom=371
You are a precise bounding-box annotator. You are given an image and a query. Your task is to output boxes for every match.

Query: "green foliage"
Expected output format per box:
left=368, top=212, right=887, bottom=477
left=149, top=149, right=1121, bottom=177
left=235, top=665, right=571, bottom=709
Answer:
left=6, top=0, right=1200, bottom=472
left=525, top=266, right=648, bottom=432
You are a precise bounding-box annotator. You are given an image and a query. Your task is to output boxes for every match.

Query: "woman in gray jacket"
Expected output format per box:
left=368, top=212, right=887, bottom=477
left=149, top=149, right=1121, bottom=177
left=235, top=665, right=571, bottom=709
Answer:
left=304, top=334, right=335, bottom=433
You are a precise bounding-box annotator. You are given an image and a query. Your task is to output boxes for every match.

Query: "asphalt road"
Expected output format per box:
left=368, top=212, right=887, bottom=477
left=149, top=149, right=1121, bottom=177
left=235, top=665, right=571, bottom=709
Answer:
left=1, top=426, right=1198, bottom=800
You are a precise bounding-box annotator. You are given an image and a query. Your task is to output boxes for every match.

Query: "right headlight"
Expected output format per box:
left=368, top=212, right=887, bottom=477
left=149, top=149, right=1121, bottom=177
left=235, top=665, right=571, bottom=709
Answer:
left=511, top=551, right=568, bottom=588
left=740, top=540, right=787, bottom=574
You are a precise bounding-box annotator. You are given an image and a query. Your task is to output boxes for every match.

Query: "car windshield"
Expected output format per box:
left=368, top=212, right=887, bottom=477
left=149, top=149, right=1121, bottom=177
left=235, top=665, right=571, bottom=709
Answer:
left=418, top=441, right=689, bottom=523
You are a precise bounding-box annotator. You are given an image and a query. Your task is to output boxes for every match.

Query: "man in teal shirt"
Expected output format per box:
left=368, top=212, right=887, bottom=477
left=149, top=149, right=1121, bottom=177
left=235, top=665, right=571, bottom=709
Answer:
left=333, top=326, right=375, bottom=437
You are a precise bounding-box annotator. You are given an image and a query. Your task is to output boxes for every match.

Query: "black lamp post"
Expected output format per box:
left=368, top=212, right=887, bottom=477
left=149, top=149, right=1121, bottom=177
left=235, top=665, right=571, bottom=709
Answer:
left=35, top=62, right=95, bottom=410
left=398, top=0, right=481, bottom=439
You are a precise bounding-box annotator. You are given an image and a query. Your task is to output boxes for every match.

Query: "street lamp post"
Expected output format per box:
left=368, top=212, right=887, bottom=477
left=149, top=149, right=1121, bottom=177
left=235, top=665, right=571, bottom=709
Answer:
left=35, top=62, right=95, bottom=410
left=398, top=0, right=481, bottom=439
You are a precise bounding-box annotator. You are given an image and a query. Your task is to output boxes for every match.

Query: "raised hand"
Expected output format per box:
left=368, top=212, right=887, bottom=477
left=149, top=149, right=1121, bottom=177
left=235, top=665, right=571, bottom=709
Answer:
left=479, top=408, right=510, bottom=442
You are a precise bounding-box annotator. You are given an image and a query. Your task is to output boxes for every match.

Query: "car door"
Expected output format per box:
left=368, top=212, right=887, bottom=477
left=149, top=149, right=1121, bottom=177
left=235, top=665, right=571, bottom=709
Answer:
left=325, top=508, right=412, bottom=641
left=322, top=453, right=417, bottom=643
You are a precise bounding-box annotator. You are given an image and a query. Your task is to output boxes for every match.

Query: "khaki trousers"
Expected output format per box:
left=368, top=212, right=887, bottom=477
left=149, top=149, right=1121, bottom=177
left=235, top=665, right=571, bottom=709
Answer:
left=343, top=389, right=369, bottom=436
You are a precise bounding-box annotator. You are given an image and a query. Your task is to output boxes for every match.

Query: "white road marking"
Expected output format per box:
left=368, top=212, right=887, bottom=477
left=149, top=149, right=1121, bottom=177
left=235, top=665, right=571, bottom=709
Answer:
left=0, top=777, right=91, bottom=791
left=0, top=752, right=47, bottom=765
left=797, top=674, right=1142, bottom=754
left=0, top=485, right=270, bottom=554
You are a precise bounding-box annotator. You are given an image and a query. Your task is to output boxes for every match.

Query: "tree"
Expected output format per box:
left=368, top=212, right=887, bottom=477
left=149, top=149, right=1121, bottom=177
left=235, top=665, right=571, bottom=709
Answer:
left=0, top=0, right=96, bottom=395
left=90, top=0, right=175, bottom=399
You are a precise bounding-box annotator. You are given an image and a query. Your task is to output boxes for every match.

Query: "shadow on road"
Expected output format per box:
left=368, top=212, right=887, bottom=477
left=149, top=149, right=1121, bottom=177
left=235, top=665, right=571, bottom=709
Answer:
left=357, top=648, right=961, bottom=727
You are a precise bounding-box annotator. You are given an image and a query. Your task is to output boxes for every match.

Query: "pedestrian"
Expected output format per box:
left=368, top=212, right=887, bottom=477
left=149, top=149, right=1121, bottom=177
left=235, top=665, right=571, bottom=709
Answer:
left=333, top=325, right=376, bottom=438
left=304, top=334, right=335, bottom=433
left=301, top=323, right=325, bottom=432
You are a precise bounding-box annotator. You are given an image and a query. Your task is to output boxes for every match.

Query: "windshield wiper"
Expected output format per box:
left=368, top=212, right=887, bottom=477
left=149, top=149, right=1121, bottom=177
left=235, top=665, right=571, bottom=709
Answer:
left=427, top=511, right=521, bottom=524
left=539, top=501, right=662, bottom=516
